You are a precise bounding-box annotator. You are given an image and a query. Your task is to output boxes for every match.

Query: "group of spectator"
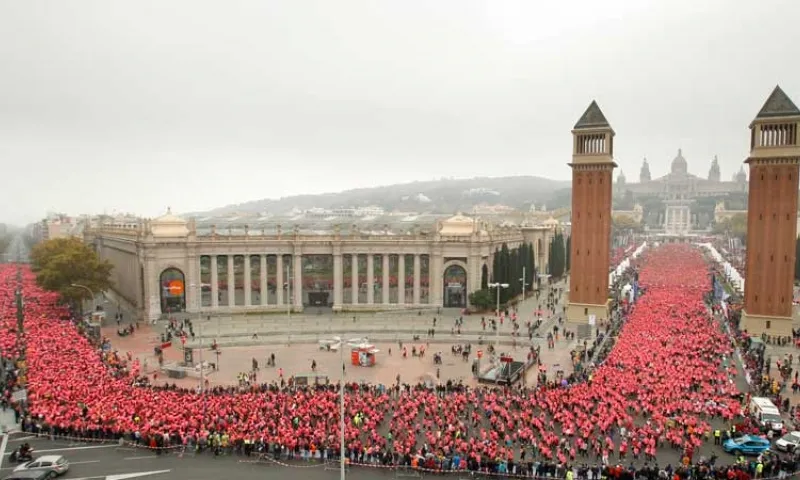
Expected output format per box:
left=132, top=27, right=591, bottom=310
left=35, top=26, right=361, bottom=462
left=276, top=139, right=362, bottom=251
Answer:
left=0, top=245, right=776, bottom=478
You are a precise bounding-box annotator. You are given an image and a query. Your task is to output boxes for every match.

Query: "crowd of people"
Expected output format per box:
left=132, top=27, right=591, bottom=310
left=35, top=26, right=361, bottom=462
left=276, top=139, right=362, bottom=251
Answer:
left=0, top=244, right=789, bottom=478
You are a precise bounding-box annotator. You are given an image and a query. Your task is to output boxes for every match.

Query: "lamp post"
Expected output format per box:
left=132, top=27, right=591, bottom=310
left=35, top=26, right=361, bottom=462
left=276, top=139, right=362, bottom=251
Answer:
left=285, top=263, right=292, bottom=345
left=70, top=283, right=96, bottom=318
left=520, top=267, right=528, bottom=303
left=189, top=283, right=211, bottom=393
left=488, top=282, right=509, bottom=351
left=339, top=335, right=347, bottom=480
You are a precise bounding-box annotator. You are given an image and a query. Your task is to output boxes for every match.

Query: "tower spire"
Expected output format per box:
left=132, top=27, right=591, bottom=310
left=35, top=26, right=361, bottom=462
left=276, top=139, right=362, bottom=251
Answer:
left=756, top=85, right=800, bottom=119
left=574, top=100, right=610, bottom=129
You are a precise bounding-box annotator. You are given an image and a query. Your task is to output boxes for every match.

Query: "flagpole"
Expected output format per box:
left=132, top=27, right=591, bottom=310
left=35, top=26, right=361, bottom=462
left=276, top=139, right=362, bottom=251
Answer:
left=340, top=340, right=346, bottom=480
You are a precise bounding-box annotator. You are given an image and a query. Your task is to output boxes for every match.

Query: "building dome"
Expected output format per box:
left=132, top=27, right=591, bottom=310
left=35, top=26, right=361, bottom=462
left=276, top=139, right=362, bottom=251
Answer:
left=543, top=217, right=559, bottom=228
left=439, top=213, right=478, bottom=236
left=671, top=149, right=688, bottom=175
left=150, top=208, right=189, bottom=237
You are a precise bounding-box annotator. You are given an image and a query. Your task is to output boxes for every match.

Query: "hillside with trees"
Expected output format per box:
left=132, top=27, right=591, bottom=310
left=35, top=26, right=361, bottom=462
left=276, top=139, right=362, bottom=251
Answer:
left=188, top=176, right=571, bottom=216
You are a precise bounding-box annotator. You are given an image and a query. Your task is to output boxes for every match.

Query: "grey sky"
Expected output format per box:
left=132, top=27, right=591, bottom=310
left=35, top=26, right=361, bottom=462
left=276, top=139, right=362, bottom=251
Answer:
left=1, top=0, right=798, bottom=225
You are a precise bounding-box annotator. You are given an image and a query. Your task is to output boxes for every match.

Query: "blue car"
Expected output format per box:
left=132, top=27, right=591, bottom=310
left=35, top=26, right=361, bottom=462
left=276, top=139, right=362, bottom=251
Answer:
left=723, top=435, right=771, bottom=456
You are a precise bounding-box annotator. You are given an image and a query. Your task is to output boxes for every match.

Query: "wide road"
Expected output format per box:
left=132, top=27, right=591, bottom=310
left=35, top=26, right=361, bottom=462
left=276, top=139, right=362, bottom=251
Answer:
left=0, top=433, right=401, bottom=480
left=0, top=422, right=769, bottom=480
left=2, top=234, right=30, bottom=264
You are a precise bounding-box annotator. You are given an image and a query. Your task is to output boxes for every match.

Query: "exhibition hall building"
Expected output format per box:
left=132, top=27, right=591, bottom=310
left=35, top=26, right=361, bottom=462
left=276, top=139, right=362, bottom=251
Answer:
left=84, top=211, right=555, bottom=321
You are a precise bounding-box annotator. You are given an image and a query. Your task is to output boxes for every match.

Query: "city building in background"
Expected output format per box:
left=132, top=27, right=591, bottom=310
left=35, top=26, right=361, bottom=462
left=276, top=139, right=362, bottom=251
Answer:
left=613, top=150, right=749, bottom=232
left=31, top=213, right=139, bottom=243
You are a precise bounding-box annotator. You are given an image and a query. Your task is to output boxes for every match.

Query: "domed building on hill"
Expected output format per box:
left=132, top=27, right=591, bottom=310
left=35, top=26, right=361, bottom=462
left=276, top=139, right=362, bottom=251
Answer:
left=617, top=149, right=747, bottom=200
left=613, top=150, right=748, bottom=232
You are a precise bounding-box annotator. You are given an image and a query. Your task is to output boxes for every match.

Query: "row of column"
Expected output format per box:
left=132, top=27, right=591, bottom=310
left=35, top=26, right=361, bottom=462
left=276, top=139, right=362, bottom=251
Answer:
left=206, top=254, right=302, bottom=308
left=342, top=253, right=424, bottom=306
left=201, top=253, right=429, bottom=309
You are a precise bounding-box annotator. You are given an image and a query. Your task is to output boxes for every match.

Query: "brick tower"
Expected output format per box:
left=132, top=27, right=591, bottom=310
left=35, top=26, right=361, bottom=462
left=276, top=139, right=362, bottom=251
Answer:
left=742, top=86, right=800, bottom=337
left=566, top=101, right=616, bottom=326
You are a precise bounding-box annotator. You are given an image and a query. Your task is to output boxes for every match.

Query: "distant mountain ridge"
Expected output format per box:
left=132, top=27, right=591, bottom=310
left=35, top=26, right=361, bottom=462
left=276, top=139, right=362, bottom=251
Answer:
left=186, top=176, right=571, bottom=217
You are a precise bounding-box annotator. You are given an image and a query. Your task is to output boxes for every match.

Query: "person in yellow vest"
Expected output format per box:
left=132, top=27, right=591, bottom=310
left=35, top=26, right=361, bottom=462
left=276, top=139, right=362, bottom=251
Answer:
left=755, top=461, right=763, bottom=478
left=713, top=429, right=721, bottom=445
left=566, top=467, right=574, bottom=480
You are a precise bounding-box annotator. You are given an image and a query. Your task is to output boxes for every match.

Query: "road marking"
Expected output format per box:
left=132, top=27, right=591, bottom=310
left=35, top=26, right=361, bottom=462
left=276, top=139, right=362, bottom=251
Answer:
left=123, top=456, right=158, bottom=460
left=64, top=471, right=172, bottom=480
left=2, top=444, right=117, bottom=455
left=0, top=433, right=8, bottom=470
left=107, top=470, right=172, bottom=480
left=8, top=436, right=35, bottom=443
left=0, top=460, right=100, bottom=471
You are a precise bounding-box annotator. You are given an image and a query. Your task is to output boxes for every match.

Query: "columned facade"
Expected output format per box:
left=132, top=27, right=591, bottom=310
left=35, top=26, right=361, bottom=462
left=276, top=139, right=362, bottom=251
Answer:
left=742, top=86, right=800, bottom=337
left=87, top=213, right=554, bottom=322
left=566, top=101, right=616, bottom=326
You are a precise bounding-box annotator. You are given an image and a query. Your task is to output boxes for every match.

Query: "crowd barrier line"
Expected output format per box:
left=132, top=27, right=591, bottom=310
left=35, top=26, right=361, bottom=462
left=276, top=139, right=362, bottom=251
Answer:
left=235, top=454, right=800, bottom=480
left=9, top=423, right=800, bottom=478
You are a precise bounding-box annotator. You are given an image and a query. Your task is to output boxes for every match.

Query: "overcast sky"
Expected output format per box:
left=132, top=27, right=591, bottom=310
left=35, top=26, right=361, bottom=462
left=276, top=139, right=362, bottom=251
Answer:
left=1, top=0, right=799, bottom=225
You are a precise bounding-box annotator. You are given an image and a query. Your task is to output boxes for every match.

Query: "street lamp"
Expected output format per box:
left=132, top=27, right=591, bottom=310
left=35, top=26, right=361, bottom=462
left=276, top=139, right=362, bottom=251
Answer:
left=285, top=263, right=292, bottom=345
left=339, top=335, right=347, bottom=480
left=520, top=267, right=528, bottom=303
left=189, top=283, right=211, bottom=393
left=70, top=283, right=96, bottom=317
left=488, top=282, right=509, bottom=351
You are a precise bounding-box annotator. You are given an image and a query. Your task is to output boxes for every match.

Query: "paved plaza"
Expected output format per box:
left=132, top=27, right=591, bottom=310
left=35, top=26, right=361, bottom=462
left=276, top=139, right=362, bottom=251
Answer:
left=103, top=280, right=574, bottom=389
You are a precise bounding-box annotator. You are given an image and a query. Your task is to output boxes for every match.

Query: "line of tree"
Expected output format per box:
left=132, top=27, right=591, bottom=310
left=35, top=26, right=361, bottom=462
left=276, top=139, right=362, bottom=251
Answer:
left=30, top=237, right=114, bottom=312
left=548, top=231, right=568, bottom=278
left=470, top=242, right=536, bottom=310
left=0, top=234, right=11, bottom=258
left=712, top=213, right=747, bottom=247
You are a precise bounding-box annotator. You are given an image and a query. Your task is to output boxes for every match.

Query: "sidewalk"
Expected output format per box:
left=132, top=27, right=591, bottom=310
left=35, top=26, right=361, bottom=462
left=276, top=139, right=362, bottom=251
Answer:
left=0, top=408, right=18, bottom=434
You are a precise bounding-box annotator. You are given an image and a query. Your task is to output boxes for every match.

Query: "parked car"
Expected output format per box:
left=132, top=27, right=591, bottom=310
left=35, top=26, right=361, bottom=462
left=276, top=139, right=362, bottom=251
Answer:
left=723, top=435, right=771, bottom=456
left=775, top=431, right=800, bottom=452
left=12, top=456, right=69, bottom=477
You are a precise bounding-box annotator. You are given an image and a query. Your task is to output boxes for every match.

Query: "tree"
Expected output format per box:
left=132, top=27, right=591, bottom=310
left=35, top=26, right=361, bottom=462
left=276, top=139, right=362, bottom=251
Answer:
left=713, top=213, right=747, bottom=245
left=480, top=264, right=489, bottom=290
left=490, top=242, right=536, bottom=303
left=30, top=237, right=114, bottom=308
left=565, top=235, right=571, bottom=273
left=549, top=232, right=567, bottom=278
left=469, top=289, right=494, bottom=311
left=527, top=243, right=536, bottom=292
left=0, top=234, right=10, bottom=259
left=612, top=214, right=642, bottom=232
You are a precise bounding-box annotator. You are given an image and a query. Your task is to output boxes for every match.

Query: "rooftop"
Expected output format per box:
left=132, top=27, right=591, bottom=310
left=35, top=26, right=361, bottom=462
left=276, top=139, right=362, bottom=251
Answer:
left=574, top=100, right=611, bottom=130
left=755, top=85, right=800, bottom=119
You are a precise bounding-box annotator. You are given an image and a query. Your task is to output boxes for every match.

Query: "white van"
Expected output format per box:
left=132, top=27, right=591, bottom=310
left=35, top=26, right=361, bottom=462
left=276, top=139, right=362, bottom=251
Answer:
left=749, top=397, right=784, bottom=432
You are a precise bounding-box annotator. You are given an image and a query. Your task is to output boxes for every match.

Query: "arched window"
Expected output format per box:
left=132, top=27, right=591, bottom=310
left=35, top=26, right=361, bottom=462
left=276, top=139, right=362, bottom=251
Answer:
left=159, top=268, right=186, bottom=313
left=443, top=264, right=467, bottom=308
